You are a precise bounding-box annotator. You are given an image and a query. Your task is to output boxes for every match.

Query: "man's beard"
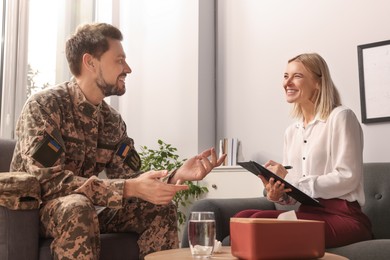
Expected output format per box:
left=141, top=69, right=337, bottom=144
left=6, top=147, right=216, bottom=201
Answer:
left=96, top=69, right=126, bottom=97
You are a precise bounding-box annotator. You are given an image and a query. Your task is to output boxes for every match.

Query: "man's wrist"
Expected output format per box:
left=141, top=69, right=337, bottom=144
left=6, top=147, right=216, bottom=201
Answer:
left=123, top=179, right=137, bottom=198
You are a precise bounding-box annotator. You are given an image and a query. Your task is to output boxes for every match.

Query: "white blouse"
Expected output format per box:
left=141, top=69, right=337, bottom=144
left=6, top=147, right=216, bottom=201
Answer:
left=283, top=106, right=365, bottom=206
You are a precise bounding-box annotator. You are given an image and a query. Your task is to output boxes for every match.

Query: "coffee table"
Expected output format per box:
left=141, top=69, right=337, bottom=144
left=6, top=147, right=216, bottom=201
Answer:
left=145, top=247, right=349, bottom=260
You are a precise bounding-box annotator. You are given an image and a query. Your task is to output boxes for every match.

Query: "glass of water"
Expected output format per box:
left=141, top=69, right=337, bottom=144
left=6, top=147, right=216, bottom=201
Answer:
left=188, top=211, right=216, bottom=258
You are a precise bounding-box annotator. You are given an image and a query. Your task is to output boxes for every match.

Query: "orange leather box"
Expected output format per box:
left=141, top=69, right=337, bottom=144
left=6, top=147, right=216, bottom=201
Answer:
left=230, top=218, right=325, bottom=260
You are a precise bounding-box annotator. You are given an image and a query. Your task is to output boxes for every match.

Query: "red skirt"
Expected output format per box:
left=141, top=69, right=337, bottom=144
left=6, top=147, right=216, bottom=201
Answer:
left=234, top=198, right=373, bottom=248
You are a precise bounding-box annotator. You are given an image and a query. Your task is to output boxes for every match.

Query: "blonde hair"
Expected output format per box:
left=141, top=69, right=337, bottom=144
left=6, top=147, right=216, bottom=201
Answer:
left=289, top=53, right=341, bottom=120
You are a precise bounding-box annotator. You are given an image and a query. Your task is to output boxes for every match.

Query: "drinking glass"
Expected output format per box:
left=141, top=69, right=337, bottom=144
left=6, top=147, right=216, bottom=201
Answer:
left=188, top=211, right=216, bottom=258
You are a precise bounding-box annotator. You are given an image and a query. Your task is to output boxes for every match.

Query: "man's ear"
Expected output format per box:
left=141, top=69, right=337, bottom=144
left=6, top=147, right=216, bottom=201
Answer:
left=82, top=53, right=95, bottom=72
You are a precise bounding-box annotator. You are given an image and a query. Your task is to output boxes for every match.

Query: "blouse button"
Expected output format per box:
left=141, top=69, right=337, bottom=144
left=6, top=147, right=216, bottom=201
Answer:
left=304, top=140, right=307, bottom=143
left=303, top=157, right=306, bottom=160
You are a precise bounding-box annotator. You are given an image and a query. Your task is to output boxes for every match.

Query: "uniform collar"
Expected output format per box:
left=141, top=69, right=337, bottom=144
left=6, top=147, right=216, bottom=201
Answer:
left=69, top=79, right=102, bottom=118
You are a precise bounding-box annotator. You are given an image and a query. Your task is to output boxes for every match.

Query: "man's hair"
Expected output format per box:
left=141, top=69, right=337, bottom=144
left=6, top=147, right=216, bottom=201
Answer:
left=65, top=23, right=123, bottom=76
left=289, top=53, right=341, bottom=120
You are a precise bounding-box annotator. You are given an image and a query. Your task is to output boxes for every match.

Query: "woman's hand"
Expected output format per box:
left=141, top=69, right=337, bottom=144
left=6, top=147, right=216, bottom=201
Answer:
left=259, top=160, right=291, bottom=202
left=264, top=160, right=289, bottom=179
left=261, top=176, right=291, bottom=202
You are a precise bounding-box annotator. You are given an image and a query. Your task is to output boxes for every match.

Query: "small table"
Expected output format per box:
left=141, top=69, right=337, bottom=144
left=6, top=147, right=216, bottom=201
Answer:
left=145, top=247, right=349, bottom=260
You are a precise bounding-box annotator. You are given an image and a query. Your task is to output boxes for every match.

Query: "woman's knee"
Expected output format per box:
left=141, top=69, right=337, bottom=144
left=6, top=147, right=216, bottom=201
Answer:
left=234, top=210, right=283, bottom=218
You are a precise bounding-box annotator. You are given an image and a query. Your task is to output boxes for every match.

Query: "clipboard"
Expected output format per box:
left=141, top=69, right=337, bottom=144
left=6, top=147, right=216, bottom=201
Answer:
left=238, top=161, right=323, bottom=207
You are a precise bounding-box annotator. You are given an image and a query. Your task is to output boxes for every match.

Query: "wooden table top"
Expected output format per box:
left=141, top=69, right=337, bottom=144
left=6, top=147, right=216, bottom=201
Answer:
left=145, top=247, right=349, bottom=260
left=145, top=246, right=236, bottom=259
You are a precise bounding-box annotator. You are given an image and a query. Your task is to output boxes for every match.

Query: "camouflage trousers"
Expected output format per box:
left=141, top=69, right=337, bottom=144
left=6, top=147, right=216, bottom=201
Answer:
left=39, top=194, right=179, bottom=260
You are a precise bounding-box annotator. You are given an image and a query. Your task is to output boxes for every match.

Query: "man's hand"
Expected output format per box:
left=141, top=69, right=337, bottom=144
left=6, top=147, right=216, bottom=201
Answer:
left=124, top=170, right=188, bottom=204
left=169, top=147, right=226, bottom=184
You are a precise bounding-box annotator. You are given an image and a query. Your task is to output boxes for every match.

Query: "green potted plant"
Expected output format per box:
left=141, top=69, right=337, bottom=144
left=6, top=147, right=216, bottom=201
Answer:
left=139, top=139, right=208, bottom=227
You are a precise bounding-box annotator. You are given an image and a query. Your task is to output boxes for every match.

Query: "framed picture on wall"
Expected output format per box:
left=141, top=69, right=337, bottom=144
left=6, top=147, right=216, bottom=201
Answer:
left=357, top=40, right=390, bottom=124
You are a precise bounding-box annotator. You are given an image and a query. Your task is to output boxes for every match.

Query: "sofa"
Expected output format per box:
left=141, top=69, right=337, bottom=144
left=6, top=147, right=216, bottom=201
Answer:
left=0, top=138, right=140, bottom=260
left=181, top=162, right=390, bottom=260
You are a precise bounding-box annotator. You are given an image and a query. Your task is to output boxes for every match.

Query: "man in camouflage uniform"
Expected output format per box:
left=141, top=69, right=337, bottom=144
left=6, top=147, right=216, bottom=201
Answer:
left=11, top=23, right=225, bottom=260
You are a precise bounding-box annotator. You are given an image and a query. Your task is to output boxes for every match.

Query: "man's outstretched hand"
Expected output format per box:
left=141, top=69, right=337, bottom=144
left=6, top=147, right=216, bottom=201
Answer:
left=123, top=148, right=226, bottom=204
left=169, top=147, right=226, bottom=184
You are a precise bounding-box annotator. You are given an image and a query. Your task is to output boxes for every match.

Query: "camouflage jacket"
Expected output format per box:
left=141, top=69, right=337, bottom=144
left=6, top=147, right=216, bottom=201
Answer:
left=10, top=80, right=141, bottom=208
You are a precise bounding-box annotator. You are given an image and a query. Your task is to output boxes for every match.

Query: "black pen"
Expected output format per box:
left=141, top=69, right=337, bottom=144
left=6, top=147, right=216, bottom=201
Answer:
left=284, top=166, right=293, bottom=170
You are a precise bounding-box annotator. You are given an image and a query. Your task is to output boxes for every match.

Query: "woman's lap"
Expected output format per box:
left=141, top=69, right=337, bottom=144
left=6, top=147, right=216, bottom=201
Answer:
left=233, top=199, right=372, bottom=248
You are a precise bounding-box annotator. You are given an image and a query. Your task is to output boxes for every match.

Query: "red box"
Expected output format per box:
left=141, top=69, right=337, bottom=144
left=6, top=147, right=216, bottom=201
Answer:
left=230, top=218, right=325, bottom=259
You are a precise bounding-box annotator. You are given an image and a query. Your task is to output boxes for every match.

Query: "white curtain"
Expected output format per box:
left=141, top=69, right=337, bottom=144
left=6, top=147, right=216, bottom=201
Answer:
left=0, top=0, right=98, bottom=139
left=0, top=0, right=29, bottom=139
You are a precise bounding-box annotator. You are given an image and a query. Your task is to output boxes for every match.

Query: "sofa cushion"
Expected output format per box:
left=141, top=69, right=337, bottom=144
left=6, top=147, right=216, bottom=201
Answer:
left=100, top=233, right=140, bottom=260
left=362, top=163, right=390, bottom=239
left=327, top=239, right=390, bottom=260
left=0, top=206, right=40, bottom=260
left=0, top=138, right=16, bottom=172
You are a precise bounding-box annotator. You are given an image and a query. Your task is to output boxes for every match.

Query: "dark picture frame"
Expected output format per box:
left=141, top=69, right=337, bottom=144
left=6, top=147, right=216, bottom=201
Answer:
left=357, top=40, right=390, bottom=124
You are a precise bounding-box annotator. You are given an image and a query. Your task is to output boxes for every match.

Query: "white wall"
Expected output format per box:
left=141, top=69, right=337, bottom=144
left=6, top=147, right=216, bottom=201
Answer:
left=216, top=0, right=390, bottom=163
left=118, top=0, right=215, bottom=159
left=117, top=0, right=390, bottom=163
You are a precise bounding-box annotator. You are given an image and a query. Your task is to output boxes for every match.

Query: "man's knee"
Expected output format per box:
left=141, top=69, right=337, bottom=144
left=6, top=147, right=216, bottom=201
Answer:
left=41, top=194, right=97, bottom=235
left=61, top=194, right=97, bottom=227
left=64, top=194, right=95, bottom=213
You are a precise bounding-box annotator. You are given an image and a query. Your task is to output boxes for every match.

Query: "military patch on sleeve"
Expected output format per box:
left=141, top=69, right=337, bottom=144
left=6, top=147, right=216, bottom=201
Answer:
left=117, top=143, right=131, bottom=158
left=116, top=143, right=141, bottom=172
left=31, top=134, right=63, bottom=167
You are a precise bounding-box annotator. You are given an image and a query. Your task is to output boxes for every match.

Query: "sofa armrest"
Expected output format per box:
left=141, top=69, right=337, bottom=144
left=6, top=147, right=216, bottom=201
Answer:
left=0, top=206, right=40, bottom=260
left=181, top=197, right=275, bottom=247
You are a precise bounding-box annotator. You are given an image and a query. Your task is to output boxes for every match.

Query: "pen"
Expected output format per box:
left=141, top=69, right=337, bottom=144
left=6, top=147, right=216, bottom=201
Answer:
left=284, top=166, right=293, bottom=170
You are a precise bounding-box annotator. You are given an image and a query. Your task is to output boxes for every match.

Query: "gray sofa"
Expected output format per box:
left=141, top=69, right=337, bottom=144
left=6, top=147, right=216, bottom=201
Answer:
left=181, top=162, right=390, bottom=260
left=0, top=138, right=140, bottom=260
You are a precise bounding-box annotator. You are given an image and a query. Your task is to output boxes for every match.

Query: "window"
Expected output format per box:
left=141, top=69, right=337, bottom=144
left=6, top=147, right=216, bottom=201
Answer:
left=26, top=0, right=116, bottom=98
left=27, top=0, right=96, bottom=97
left=0, top=0, right=107, bottom=138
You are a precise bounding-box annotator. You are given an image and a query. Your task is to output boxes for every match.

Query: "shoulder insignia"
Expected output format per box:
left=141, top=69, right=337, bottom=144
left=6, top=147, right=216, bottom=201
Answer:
left=116, top=143, right=141, bottom=172
left=31, top=133, right=63, bottom=167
